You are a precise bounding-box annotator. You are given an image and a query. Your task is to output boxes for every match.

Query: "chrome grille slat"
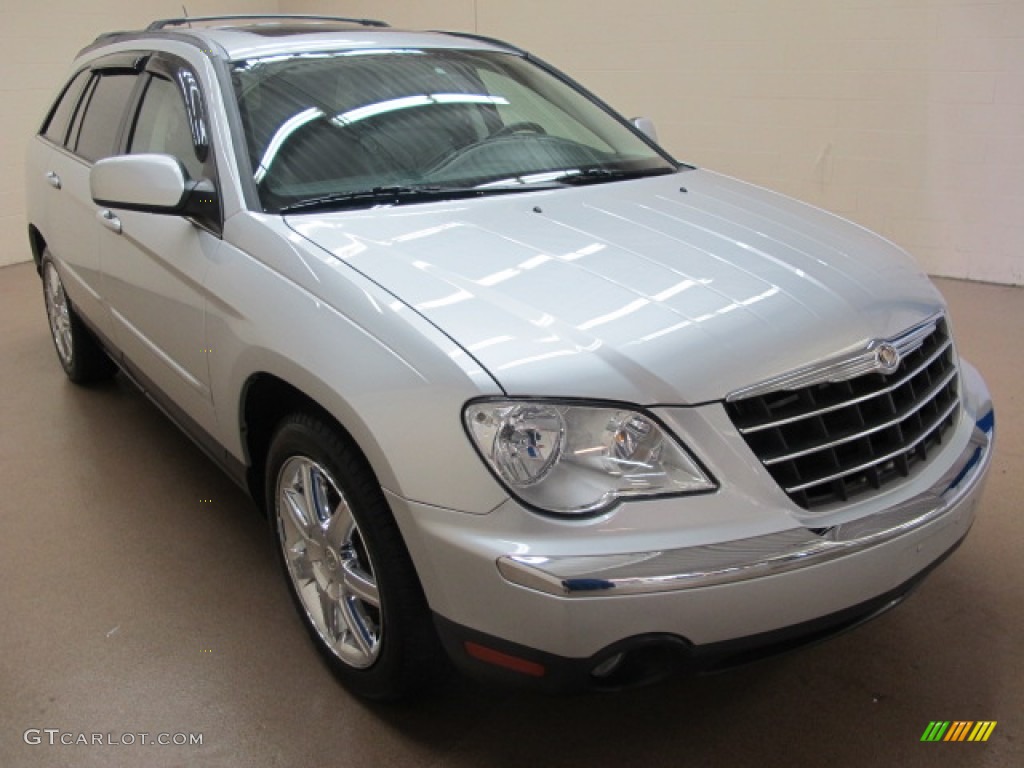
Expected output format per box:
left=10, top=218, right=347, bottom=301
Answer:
left=726, top=315, right=940, bottom=401
left=763, top=365, right=958, bottom=466
left=725, top=318, right=961, bottom=511
left=784, top=397, right=960, bottom=493
left=739, top=337, right=953, bottom=435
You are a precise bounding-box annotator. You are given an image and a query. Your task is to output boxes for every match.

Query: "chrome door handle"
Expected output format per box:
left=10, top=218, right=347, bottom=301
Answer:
left=45, top=171, right=61, bottom=190
left=97, top=208, right=122, bottom=235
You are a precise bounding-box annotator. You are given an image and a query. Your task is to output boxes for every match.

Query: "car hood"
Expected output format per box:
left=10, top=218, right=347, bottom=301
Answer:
left=286, top=170, right=943, bottom=404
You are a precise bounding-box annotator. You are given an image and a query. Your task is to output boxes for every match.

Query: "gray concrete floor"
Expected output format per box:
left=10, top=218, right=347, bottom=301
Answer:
left=1, top=260, right=1021, bottom=767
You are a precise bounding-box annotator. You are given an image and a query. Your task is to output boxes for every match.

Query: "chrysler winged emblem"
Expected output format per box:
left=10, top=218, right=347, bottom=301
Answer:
left=874, top=342, right=901, bottom=374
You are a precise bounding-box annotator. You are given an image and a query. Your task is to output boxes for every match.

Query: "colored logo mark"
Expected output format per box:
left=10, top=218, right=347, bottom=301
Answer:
left=921, top=721, right=997, bottom=742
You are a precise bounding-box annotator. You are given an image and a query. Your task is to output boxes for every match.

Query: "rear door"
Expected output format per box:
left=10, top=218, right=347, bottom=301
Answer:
left=34, top=58, right=143, bottom=342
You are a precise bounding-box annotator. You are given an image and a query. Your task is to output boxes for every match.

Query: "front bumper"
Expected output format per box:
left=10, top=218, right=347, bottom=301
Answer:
left=432, top=531, right=968, bottom=691
left=497, top=410, right=992, bottom=597
left=388, top=361, right=993, bottom=688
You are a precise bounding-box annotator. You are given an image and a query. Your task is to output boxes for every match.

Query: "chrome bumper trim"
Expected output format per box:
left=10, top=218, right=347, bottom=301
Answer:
left=497, top=409, right=994, bottom=598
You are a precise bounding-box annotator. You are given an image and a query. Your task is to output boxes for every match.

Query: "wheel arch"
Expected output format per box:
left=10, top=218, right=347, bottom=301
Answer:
left=239, top=371, right=401, bottom=516
left=28, top=225, right=47, bottom=274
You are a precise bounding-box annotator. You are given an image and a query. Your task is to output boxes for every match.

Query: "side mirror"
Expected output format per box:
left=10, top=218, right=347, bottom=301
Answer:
left=91, top=154, right=216, bottom=219
left=631, top=117, right=659, bottom=144
left=91, top=154, right=188, bottom=213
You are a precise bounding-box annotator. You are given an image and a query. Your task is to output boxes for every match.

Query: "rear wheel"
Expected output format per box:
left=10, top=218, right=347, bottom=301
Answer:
left=265, top=412, right=447, bottom=699
left=41, top=252, right=116, bottom=384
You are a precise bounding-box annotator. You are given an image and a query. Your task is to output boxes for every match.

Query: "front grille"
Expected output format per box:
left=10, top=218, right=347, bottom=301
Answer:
left=725, top=319, right=960, bottom=510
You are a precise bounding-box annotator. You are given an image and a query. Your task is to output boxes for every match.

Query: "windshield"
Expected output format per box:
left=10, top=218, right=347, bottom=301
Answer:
left=231, top=47, right=677, bottom=212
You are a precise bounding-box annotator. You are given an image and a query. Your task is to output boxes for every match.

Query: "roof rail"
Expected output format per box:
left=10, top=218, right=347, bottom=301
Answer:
left=437, top=30, right=525, bottom=55
left=146, top=15, right=389, bottom=31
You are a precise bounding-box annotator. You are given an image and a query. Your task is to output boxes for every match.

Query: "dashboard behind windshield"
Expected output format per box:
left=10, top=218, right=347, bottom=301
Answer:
left=231, top=47, right=677, bottom=212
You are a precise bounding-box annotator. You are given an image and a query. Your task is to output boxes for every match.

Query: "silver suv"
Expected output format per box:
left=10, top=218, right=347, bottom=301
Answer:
left=26, top=15, right=994, bottom=698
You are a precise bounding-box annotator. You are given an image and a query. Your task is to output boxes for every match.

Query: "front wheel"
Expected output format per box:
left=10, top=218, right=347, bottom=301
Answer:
left=265, top=412, right=447, bottom=699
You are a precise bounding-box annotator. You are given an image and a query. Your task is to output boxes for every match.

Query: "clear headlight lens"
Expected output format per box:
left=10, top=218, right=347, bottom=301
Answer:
left=464, top=400, right=716, bottom=515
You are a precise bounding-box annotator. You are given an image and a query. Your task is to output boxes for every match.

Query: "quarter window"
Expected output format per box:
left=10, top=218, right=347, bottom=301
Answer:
left=42, top=69, right=91, bottom=147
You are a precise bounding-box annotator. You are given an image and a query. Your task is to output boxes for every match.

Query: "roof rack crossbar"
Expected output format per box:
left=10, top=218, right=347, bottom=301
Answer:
left=146, top=15, right=389, bottom=31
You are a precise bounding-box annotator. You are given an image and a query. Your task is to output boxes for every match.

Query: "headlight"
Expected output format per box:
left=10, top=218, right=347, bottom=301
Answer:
left=464, top=400, right=716, bottom=515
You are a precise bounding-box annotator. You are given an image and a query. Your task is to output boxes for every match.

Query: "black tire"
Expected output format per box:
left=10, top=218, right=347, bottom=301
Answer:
left=41, top=252, right=116, bottom=384
left=265, top=412, right=448, bottom=700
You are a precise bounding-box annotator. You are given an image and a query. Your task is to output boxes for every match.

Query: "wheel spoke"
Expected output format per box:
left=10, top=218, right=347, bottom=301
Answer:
left=318, top=584, right=343, bottom=646
left=280, top=460, right=327, bottom=578
left=301, top=461, right=319, bottom=521
left=342, top=561, right=380, bottom=607
left=280, top=460, right=319, bottom=541
left=324, top=497, right=354, bottom=550
left=285, top=540, right=316, bottom=583
left=282, top=487, right=314, bottom=540
left=340, top=596, right=376, bottom=657
left=305, top=462, right=333, bottom=528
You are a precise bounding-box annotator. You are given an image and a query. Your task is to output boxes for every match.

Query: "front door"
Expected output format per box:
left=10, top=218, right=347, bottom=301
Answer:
left=98, top=57, right=221, bottom=437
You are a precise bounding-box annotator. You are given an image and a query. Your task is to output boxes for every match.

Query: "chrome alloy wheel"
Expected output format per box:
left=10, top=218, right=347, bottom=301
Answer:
left=43, top=261, right=73, bottom=368
left=276, top=456, right=382, bottom=668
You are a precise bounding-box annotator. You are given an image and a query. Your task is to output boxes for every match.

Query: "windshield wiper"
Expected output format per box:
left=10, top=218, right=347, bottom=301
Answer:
left=279, top=168, right=679, bottom=213
left=552, top=166, right=677, bottom=186
left=279, top=184, right=540, bottom=213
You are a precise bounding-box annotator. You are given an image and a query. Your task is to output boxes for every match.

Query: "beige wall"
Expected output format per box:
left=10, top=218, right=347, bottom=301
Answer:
left=3, top=2, right=1022, bottom=284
